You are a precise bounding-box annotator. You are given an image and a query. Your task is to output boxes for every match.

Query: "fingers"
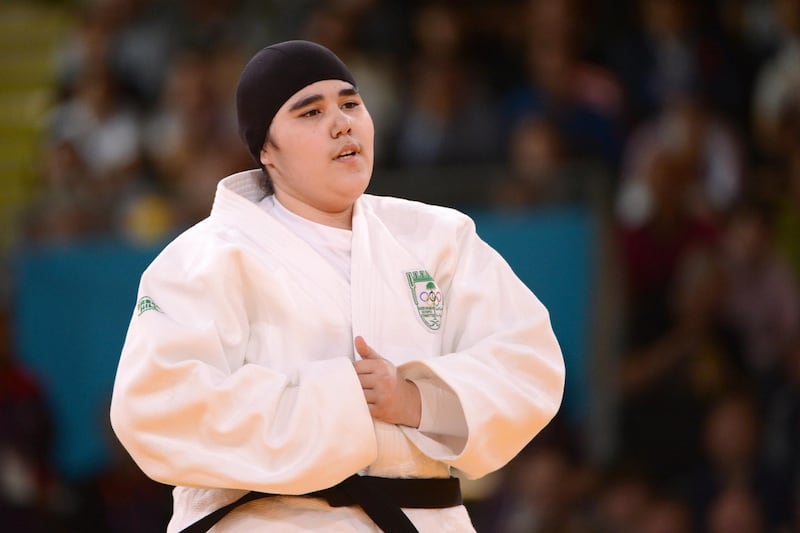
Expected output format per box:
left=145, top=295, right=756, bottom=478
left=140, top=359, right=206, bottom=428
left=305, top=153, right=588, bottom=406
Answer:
left=360, top=379, right=420, bottom=427
left=355, top=372, right=376, bottom=390
left=354, top=336, right=380, bottom=360
left=354, top=335, right=368, bottom=355
left=361, top=388, right=378, bottom=404
left=352, top=337, right=408, bottom=423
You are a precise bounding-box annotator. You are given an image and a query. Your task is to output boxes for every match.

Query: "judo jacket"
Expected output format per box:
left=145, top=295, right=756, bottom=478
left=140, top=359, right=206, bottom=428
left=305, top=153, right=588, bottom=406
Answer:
left=110, top=169, right=565, bottom=531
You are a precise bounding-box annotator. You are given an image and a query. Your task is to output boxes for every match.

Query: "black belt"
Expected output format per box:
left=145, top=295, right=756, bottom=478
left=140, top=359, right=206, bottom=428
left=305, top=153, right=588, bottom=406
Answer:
left=179, top=474, right=462, bottom=533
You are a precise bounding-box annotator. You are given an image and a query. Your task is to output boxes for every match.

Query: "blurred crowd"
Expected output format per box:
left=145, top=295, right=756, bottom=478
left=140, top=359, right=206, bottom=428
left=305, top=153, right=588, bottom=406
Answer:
left=2, top=0, right=800, bottom=531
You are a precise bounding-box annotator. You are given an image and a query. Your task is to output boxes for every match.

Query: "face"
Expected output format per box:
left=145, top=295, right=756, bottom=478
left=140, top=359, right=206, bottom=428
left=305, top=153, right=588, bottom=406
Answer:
left=260, top=79, right=374, bottom=227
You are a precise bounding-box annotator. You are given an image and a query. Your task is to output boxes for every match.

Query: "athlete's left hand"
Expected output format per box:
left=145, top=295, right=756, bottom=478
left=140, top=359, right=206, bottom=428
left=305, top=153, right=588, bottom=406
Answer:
left=353, top=336, right=421, bottom=428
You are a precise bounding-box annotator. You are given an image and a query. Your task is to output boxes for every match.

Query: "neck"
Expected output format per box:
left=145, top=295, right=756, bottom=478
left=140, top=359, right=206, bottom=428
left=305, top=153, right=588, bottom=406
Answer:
left=273, top=192, right=354, bottom=229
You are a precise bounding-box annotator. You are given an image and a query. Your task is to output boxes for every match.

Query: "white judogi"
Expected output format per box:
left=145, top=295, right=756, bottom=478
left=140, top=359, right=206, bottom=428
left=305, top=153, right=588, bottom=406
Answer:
left=110, top=170, right=565, bottom=532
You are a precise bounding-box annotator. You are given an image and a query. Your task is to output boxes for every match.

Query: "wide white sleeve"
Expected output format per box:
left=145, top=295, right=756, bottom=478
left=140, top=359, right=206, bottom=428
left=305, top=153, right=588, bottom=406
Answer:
left=109, top=250, right=377, bottom=495
left=399, top=217, right=565, bottom=479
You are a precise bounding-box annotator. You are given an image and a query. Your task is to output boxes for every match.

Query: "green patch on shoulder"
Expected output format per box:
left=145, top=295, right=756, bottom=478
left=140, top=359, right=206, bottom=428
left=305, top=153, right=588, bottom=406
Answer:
left=136, top=296, right=162, bottom=316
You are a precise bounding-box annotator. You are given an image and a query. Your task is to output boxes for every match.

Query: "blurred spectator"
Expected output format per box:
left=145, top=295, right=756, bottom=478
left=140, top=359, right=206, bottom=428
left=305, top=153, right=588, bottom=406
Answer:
left=48, top=62, right=143, bottom=184
left=616, top=149, right=720, bottom=343
left=480, top=442, right=591, bottom=533
left=170, top=0, right=246, bottom=49
left=706, top=485, right=767, bottom=533
left=388, top=3, right=502, bottom=167
left=503, top=0, right=625, bottom=170
left=0, top=309, right=57, bottom=531
left=636, top=493, right=693, bottom=533
left=717, top=0, right=792, bottom=56
left=684, top=391, right=792, bottom=531
left=491, top=117, right=572, bottom=207
left=616, top=91, right=745, bottom=229
left=751, top=0, right=800, bottom=158
left=618, top=248, right=745, bottom=483
left=97, top=0, right=174, bottom=107
left=54, top=1, right=114, bottom=96
left=588, top=467, right=653, bottom=532
left=55, top=0, right=175, bottom=108
left=23, top=139, right=106, bottom=243
left=605, top=0, right=745, bottom=125
left=144, top=46, right=251, bottom=230
left=718, top=200, right=800, bottom=380
left=490, top=116, right=606, bottom=208
left=34, top=60, right=147, bottom=242
left=60, top=415, right=172, bottom=532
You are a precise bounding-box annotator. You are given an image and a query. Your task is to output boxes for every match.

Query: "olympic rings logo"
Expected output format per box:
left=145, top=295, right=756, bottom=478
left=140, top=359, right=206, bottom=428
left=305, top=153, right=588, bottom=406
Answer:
left=419, top=290, right=442, bottom=305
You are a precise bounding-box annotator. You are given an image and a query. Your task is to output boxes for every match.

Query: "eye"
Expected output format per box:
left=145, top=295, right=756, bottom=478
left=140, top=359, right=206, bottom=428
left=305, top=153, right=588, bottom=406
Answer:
left=342, top=101, right=360, bottom=110
left=301, top=108, right=320, bottom=118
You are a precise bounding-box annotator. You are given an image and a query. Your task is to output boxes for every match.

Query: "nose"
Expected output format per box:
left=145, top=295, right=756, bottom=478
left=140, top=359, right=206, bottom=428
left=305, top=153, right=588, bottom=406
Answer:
left=331, top=109, right=353, bottom=138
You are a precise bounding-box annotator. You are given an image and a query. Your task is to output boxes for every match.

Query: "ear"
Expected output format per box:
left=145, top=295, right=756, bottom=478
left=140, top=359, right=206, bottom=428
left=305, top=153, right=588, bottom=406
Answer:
left=260, top=131, right=280, bottom=169
left=258, top=142, right=274, bottom=167
left=260, top=146, right=273, bottom=169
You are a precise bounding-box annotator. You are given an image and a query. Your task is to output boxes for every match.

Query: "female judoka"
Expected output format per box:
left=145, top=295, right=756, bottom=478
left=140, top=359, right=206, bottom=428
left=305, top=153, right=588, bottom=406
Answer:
left=110, top=40, right=565, bottom=532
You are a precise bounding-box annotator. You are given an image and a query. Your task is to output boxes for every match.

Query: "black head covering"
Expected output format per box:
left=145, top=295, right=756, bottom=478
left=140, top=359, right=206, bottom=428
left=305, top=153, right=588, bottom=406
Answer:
left=235, top=40, right=357, bottom=166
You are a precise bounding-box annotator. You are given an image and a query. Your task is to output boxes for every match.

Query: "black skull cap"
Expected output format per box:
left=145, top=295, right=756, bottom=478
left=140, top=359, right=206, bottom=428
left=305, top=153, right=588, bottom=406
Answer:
left=236, top=40, right=357, bottom=166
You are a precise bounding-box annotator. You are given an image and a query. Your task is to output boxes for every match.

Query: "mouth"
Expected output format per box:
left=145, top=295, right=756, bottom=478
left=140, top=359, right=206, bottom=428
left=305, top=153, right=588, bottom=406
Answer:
left=334, top=144, right=360, bottom=160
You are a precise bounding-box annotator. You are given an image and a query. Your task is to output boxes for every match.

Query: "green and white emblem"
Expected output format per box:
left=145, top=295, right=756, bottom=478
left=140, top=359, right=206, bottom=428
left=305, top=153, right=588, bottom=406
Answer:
left=405, top=270, right=444, bottom=331
left=136, top=296, right=162, bottom=316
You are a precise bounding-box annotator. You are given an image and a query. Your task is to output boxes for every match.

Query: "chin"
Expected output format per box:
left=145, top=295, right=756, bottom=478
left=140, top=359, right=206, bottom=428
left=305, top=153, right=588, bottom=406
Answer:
left=339, top=188, right=368, bottom=207
left=340, top=173, right=371, bottom=195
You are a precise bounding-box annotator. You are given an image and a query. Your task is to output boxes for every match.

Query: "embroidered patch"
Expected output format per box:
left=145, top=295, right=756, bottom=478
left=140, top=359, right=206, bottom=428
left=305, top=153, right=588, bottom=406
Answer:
left=405, top=270, right=444, bottom=331
left=136, top=296, right=162, bottom=316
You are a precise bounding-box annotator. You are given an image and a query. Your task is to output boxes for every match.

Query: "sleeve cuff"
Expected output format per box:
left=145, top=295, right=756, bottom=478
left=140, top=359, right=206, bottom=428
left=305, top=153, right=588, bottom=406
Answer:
left=411, top=377, right=468, bottom=438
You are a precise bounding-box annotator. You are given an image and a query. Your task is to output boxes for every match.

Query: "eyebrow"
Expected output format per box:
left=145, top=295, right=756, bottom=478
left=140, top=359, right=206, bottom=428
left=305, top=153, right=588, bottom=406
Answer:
left=288, top=86, right=360, bottom=112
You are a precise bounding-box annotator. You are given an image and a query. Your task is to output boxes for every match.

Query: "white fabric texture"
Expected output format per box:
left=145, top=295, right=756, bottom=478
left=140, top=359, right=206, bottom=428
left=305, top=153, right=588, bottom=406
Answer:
left=110, top=169, right=565, bottom=532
